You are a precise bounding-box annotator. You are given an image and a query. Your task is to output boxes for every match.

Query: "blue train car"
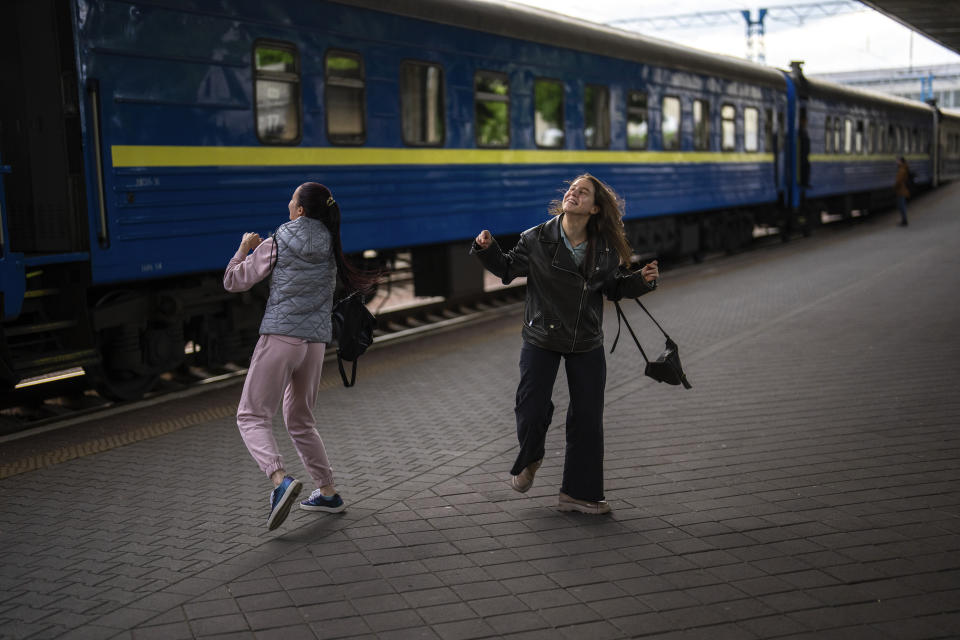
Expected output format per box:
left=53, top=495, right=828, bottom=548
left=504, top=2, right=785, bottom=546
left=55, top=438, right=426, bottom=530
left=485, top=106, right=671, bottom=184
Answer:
left=789, top=65, right=934, bottom=223
left=937, top=109, right=960, bottom=183
left=0, top=0, right=943, bottom=399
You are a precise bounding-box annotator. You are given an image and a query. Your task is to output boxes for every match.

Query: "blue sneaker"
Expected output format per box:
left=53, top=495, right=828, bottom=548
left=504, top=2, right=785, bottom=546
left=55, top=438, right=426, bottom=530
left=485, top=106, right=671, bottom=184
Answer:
left=300, top=489, right=346, bottom=513
left=267, top=476, right=302, bottom=530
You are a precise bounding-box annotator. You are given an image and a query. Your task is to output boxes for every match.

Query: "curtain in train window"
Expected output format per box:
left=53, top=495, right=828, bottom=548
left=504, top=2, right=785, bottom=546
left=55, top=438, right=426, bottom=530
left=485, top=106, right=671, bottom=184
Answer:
left=744, top=107, right=759, bottom=152
left=475, top=71, right=509, bottom=148
left=843, top=119, right=853, bottom=153
left=855, top=121, right=863, bottom=153
left=627, top=91, right=648, bottom=149
left=585, top=85, right=610, bottom=149
left=535, top=79, right=564, bottom=148
left=662, top=96, right=680, bottom=150
left=326, top=51, right=365, bottom=144
left=721, top=104, right=736, bottom=151
left=254, top=42, right=301, bottom=144
left=692, top=99, right=709, bottom=150
left=400, top=61, right=445, bottom=146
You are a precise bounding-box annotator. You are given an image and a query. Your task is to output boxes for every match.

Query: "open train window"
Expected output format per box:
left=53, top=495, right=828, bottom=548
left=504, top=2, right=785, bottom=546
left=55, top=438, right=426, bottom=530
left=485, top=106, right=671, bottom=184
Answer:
left=834, top=119, right=841, bottom=153
left=912, top=127, right=919, bottom=153
left=720, top=104, right=736, bottom=151
left=535, top=78, right=564, bottom=148
left=692, top=99, right=709, bottom=150
left=325, top=50, right=365, bottom=145
left=627, top=91, right=648, bottom=149
left=400, top=61, right=445, bottom=146
left=877, top=123, right=886, bottom=153
left=855, top=120, right=863, bottom=154
left=661, top=96, right=681, bottom=150
left=253, top=41, right=302, bottom=145
left=867, top=121, right=875, bottom=154
left=825, top=116, right=832, bottom=153
left=585, top=84, right=610, bottom=149
left=744, top=107, right=759, bottom=152
left=475, top=71, right=509, bottom=148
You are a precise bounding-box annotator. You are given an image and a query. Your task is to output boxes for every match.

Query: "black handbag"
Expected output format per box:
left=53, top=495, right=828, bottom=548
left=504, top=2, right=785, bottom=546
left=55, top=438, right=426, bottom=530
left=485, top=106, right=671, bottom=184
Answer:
left=610, top=299, right=692, bottom=389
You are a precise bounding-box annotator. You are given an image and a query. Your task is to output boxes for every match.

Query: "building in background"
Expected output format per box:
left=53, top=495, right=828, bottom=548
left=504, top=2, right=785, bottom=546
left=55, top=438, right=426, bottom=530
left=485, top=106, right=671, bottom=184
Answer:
left=812, top=63, right=960, bottom=108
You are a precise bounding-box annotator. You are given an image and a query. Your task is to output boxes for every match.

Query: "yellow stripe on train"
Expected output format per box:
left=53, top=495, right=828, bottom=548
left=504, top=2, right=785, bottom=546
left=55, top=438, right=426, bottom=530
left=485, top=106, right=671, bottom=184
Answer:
left=111, top=145, right=774, bottom=168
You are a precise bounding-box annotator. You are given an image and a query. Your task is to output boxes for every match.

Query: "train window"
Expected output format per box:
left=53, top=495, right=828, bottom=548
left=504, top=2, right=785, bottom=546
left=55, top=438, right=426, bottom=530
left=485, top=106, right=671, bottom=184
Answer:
left=534, top=78, right=564, bottom=148
left=867, top=121, right=875, bottom=154
left=400, top=61, right=445, bottom=146
left=744, top=107, right=759, bottom=152
left=855, top=121, right=863, bottom=154
left=662, top=96, right=681, bottom=150
left=475, top=71, right=509, bottom=148
left=764, top=108, right=773, bottom=152
left=253, top=41, right=301, bottom=145
left=325, top=51, right=365, bottom=145
left=721, top=104, right=736, bottom=151
left=825, top=117, right=832, bottom=153
left=627, top=91, right=648, bottom=149
left=692, top=99, right=709, bottom=150
left=585, top=84, right=610, bottom=149
left=842, top=119, right=852, bottom=153
left=912, top=127, right=919, bottom=153
left=834, top=119, right=841, bottom=153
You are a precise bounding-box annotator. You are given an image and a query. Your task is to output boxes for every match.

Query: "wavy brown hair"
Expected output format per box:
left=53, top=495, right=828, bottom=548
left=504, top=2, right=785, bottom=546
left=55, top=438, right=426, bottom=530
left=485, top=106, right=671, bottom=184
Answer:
left=549, top=173, right=633, bottom=267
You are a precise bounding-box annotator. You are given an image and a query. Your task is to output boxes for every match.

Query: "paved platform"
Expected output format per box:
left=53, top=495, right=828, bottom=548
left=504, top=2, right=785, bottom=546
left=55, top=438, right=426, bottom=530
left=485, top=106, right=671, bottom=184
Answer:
left=1, top=185, right=959, bottom=640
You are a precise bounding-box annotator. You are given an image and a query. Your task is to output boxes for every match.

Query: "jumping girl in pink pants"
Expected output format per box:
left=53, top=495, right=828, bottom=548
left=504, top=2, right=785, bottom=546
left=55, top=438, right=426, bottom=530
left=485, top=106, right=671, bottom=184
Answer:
left=224, top=182, right=376, bottom=530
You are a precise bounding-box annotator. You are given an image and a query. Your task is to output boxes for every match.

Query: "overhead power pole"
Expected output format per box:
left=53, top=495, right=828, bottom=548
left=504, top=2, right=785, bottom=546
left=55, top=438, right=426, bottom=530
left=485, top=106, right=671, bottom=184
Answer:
left=609, top=1, right=865, bottom=63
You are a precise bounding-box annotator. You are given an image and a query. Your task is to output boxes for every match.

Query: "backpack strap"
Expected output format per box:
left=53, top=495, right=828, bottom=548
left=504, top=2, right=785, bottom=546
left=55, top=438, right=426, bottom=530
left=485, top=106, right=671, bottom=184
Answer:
left=337, top=352, right=358, bottom=388
left=610, top=300, right=650, bottom=363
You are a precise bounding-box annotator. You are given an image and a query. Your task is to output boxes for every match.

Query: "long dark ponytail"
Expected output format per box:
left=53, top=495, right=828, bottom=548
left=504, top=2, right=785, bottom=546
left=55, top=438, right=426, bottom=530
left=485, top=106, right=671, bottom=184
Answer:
left=296, top=182, right=379, bottom=296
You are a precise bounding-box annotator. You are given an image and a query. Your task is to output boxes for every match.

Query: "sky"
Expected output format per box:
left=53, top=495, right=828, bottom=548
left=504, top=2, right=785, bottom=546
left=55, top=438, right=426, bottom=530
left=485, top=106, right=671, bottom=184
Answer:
left=505, top=0, right=960, bottom=75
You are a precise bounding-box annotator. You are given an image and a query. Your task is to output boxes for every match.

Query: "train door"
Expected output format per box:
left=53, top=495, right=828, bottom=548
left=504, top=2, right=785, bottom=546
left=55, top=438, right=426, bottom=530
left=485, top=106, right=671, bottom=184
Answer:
left=0, top=0, right=98, bottom=388
left=0, top=0, right=88, bottom=255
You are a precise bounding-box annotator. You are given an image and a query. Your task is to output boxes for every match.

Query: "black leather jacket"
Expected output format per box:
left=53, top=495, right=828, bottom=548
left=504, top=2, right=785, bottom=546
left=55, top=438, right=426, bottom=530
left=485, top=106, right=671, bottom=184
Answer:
left=473, top=216, right=655, bottom=353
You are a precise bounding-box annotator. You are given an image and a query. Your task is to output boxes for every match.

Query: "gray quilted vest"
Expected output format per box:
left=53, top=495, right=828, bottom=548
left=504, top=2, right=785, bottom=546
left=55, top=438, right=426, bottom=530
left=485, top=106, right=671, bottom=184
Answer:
left=259, top=216, right=337, bottom=342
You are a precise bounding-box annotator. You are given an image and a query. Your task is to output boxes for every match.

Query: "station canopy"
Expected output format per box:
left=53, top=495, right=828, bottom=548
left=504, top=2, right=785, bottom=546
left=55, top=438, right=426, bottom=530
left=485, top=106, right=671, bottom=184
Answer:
left=862, top=1, right=960, bottom=56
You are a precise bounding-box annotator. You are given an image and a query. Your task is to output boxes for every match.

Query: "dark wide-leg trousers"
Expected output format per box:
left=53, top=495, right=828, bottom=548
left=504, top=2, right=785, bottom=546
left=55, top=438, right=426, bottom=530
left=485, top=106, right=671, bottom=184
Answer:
left=511, top=341, right=607, bottom=502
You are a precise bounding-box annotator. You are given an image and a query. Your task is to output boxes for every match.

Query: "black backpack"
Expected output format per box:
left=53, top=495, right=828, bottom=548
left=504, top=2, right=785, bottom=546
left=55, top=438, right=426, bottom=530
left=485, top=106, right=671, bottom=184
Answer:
left=331, top=291, right=377, bottom=387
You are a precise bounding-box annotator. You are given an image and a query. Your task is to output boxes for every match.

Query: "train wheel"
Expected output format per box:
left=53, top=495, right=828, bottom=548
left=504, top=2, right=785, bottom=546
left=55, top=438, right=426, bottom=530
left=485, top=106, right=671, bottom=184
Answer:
left=87, top=364, right=159, bottom=402
left=88, top=291, right=160, bottom=402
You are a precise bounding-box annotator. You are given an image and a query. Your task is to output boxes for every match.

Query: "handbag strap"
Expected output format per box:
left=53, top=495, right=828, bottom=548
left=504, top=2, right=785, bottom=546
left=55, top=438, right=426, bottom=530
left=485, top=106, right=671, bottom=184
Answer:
left=634, top=298, right=672, bottom=341
left=610, top=300, right=650, bottom=363
left=610, top=297, right=673, bottom=361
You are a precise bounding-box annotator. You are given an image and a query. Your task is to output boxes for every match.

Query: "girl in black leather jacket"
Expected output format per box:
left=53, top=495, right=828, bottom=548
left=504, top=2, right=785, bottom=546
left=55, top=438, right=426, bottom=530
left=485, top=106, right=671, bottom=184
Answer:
left=473, top=174, right=659, bottom=514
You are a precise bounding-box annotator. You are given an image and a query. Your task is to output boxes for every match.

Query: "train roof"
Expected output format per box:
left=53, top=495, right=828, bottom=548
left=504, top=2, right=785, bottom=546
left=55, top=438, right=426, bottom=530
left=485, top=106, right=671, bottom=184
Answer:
left=941, top=108, right=960, bottom=124
left=336, top=0, right=788, bottom=89
left=801, top=74, right=935, bottom=115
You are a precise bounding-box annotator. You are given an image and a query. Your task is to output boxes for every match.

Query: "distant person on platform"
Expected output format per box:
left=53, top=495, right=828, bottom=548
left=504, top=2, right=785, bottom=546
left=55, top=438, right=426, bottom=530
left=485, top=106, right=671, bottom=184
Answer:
left=894, top=156, right=911, bottom=227
left=471, top=174, right=659, bottom=515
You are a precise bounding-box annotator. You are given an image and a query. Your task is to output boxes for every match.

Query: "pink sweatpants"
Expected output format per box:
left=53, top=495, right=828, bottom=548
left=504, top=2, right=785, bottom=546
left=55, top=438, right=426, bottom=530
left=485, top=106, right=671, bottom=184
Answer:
left=236, top=334, right=334, bottom=488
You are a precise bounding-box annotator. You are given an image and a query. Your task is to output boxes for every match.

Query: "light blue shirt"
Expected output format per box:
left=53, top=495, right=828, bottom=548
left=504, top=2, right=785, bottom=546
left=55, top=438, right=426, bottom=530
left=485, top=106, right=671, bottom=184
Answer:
left=560, top=222, right=586, bottom=266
